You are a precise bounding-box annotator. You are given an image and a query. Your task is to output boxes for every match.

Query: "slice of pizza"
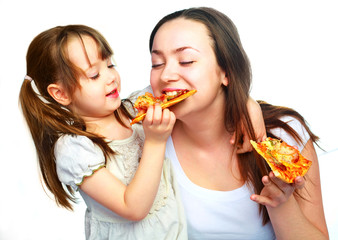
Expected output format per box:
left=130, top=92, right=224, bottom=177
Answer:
left=250, top=137, right=312, bottom=183
left=130, top=89, right=197, bottom=125
left=133, top=92, right=159, bottom=112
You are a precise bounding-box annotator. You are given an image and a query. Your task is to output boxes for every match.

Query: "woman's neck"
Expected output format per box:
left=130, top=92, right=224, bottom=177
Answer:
left=171, top=112, right=242, bottom=191
left=172, top=113, right=232, bottom=150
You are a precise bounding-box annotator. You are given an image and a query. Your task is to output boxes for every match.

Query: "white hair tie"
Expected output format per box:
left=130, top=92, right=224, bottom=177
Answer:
left=24, top=75, right=33, bottom=81
left=24, top=75, right=50, bottom=104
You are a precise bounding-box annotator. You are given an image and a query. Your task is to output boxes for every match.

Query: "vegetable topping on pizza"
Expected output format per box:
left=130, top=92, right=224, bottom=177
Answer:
left=131, top=89, right=197, bottom=125
left=250, top=137, right=312, bottom=183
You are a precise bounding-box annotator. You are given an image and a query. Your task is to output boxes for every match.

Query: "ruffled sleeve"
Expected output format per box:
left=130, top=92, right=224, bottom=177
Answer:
left=128, top=85, right=153, bottom=104
left=54, top=135, right=105, bottom=191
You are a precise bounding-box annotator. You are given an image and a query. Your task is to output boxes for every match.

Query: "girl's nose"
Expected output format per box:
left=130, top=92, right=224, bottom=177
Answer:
left=107, top=68, right=118, bottom=85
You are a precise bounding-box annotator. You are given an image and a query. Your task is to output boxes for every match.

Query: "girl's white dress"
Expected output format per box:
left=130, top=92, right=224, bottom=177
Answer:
left=55, top=124, right=187, bottom=240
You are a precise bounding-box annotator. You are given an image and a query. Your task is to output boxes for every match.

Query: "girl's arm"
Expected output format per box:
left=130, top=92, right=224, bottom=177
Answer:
left=251, top=140, right=329, bottom=239
left=80, top=105, right=176, bottom=221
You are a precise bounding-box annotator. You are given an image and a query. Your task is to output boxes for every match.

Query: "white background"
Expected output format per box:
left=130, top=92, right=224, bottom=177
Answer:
left=0, top=0, right=337, bottom=239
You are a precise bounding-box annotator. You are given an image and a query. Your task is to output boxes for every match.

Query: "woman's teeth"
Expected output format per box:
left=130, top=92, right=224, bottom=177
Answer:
left=166, top=91, right=178, bottom=96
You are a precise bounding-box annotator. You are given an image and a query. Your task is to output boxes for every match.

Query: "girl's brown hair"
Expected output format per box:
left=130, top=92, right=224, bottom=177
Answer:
left=19, top=25, right=133, bottom=210
left=149, top=7, right=319, bottom=224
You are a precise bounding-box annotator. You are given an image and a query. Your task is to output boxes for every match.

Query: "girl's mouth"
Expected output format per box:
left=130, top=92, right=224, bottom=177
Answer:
left=106, top=88, right=119, bottom=98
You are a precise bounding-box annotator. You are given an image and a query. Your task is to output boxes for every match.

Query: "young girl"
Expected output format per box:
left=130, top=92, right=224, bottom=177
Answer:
left=19, top=25, right=187, bottom=239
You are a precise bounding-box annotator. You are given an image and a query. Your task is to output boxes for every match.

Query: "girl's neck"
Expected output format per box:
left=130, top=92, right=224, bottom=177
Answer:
left=85, top=112, right=132, bottom=140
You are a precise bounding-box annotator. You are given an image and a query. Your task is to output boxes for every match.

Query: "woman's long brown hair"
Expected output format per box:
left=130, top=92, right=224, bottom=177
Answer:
left=149, top=7, right=320, bottom=225
left=19, top=25, right=133, bottom=210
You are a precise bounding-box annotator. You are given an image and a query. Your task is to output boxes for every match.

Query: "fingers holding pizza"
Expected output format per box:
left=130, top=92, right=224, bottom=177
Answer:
left=250, top=137, right=310, bottom=207
left=142, top=103, right=176, bottom=143
left=250, top=172, right=305, bottom=208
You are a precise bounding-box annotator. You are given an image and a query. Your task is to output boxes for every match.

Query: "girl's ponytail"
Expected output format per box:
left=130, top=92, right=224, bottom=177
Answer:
left=19, top=76, right=77, bottom=209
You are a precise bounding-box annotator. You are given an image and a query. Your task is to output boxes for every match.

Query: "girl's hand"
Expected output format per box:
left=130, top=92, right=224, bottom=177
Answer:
left=250, top=171, right=305, bottom=208
left=142, top=104, right=176, bottom=143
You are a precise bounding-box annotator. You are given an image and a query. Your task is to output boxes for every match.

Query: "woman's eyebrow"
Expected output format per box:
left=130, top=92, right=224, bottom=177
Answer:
left=151, top=49, right=162, bottom=55
left=151, top=46, right=200, bottom=55
left=175, top=46, right=200, bottom=53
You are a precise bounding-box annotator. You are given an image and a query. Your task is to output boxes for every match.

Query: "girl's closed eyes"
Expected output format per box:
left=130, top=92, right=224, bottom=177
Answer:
left=88, top=58, right=116, bottom=80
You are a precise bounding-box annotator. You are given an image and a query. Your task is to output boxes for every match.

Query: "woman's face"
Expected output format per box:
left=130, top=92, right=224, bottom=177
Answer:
left=150, top=18, right=228, bottom=120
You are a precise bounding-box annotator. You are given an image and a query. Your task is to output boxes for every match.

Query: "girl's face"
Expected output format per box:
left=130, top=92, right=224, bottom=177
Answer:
left=67, top=36, right=121, bottom=120
left=150, top=18, right=228, bottom=120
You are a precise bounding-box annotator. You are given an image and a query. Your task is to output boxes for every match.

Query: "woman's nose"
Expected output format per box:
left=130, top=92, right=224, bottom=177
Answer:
left=160, top=62, right=179, bottom=83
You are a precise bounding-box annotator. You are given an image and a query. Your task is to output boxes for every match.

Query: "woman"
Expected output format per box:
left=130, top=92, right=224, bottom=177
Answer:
left=147, top=7, right=328, bottom=239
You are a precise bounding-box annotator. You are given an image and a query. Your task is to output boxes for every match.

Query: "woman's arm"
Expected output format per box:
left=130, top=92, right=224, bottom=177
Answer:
left=80, top=105, right=176, bottom=221
left=251, top=140, right=329, bottom=239
left=233, top=96, right=267, bottom=153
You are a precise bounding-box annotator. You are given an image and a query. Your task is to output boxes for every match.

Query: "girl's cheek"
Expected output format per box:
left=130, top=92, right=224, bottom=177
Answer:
left=116, top=81, right=121, bottom=93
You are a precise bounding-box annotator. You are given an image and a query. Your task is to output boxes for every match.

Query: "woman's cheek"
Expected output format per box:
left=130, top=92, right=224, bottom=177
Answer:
left=150, top=75, right=161, bottom=95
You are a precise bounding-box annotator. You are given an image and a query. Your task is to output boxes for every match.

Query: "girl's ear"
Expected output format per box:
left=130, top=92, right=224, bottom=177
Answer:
left=47, top=83, right=71, bottom=106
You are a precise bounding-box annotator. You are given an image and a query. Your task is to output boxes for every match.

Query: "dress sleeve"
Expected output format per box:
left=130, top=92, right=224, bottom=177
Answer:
left=54, top=135, right=105, bottom=191
left=269, top=116, right=310, bottom=152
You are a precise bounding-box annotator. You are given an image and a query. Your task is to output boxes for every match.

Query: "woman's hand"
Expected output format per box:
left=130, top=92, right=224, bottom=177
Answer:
left=250, top=171, right=305, bottom=208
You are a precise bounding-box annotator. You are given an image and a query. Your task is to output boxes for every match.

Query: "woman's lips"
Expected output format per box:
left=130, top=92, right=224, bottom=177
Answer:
left=162, top=88, right=186, bottom=93
left=162, top=88, right=189, bottom=98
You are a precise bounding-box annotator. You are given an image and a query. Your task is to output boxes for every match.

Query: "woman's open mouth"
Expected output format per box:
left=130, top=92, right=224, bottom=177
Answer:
left=162, top=89, right=189, bottom=100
